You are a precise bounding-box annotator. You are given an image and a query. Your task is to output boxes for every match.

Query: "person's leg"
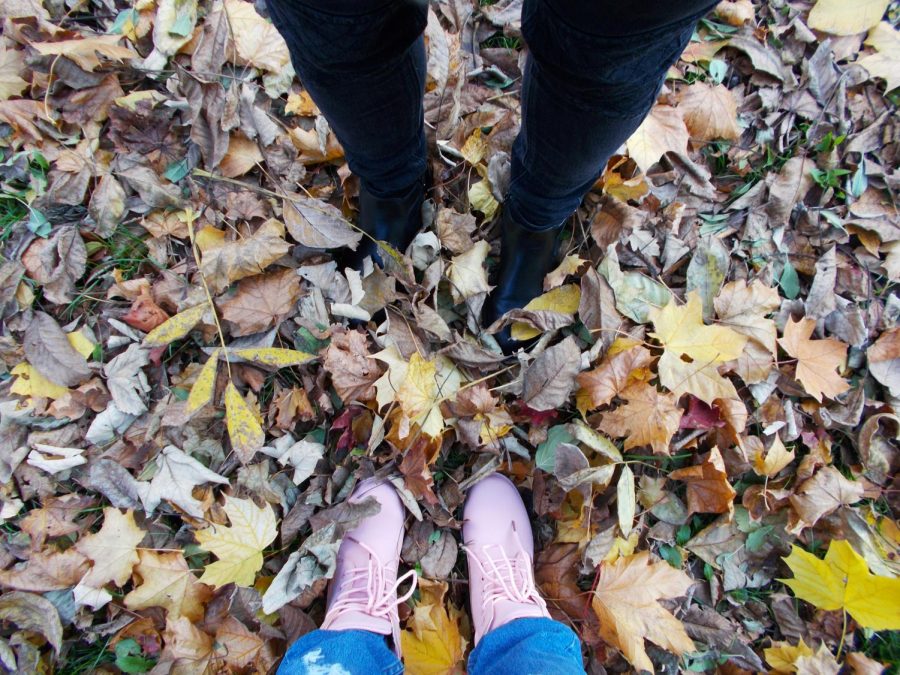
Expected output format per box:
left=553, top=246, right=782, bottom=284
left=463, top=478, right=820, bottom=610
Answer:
left=485, top=0, right=719, bottom=348
left=264, top=0, right=429, bottom=265
left=277, top=628, right=402, bottom=675
left=277, top=479, right=416, bottom=673
left=463, top=474, right=585, bottom=673
left=467, top=617, right=585, bottom=675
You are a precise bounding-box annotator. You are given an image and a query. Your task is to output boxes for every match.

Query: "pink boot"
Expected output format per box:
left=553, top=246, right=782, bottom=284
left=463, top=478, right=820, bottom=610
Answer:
left=463, top=473, right=551, bottom=644
left=321, top=479, right=417, bottom=655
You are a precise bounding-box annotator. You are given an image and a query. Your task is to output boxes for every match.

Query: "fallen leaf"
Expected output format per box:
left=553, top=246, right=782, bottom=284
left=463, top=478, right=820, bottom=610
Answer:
left=31, top=35, right=136, bottom=71
left=511, top=284, right=581, bottom=341
left=400, top=578, right=467, bottom=675
left=199, top=219, right=291, bottom=292
left=669, top=447, right=736, bottom=515
left=522, top=336, right=582, bottom=411
left=779, top=317, right=850, bottom=402
left=788, top=466, right=864, bottom=532
left=650, top=292, right=747, bottom=403
left=447, top=239, right=490, bottom=304
left=223, top=0, right=291, bottom=73
left=322, top=328, right=383, bottom=403
left=807, top=0, right=890, bottom=36
left=599, top=382, right=683, bottom=455
left=678, top=83, right=741, bottom=142
left=104, top=343, right=151, bottom=415
left=751, top=435, right=795, bottom=477
left=220, top=269, right=301, bottom=336
left=124, top=550, right=211, bottom=621
left=122, top=287, right=170, bottom=332
left=24, top=312, right=92, bottom=387
left=765, top=638, right=813, bottom=674
left=866, top=326, right=900, bottom=397
left=0, top=45, right=27, bottom=101
left=625, top=105, right=690, bottom=173
left=780, top=539, right=900, bottom=630
left=225, top=382, right=265, bottom=464
left=143, top=303, right=209, bottom=347
left=136, top=445, right=228, bottom=518
left=75, top=507, right=145, bottom=591
left=195, top=496, right=277, bottom=587
left=592, top=551, right=695, bottom=673
left=859, top=22, right=900, bottom=92
left=0, top=591, right=63, bottom=654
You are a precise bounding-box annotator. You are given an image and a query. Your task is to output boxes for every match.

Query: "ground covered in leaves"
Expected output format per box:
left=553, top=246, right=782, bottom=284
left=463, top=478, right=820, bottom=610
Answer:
left=0, top=0, right=898, bottom=672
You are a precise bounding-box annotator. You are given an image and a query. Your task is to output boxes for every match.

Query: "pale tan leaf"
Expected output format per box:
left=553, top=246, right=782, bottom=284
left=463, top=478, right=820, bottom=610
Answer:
left=0, top=44, right=27, bottom=101
left=678, top=83, right=741, bottom=142
left=31, top=35, right=136, bottom=72
left=778, top=317, right=850, bottom=402
left=625, top=105, right=690, bottom=173
left=808, top=0, right=890, bottom=36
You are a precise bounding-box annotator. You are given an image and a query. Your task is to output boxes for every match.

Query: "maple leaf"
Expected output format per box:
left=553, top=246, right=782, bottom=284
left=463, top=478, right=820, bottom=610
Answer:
left=322, top=328, right=382, bottom=403
left=199, top=219, right=291, bottom=292
left=650, top=292, right=747, bottom=404
left=136, top=445, right=228, bottom=518
left=447, top=239, right=490, bottom=304
left=778, top=317, right=850, bottom=402
left=195, top=496, right=277, bottom=588
left=75, top=508, right=145, bottom=587
left=780, top=539, right=900, bottom=630
left=599, top=382, right=683, bottom=455
left=807, top=0, right=890, bottom=36
left=625, top=105, right=690, bottom=173
left=669, top=447, right=736, bottom=515
left=0, top=44, right=27, bottom=101
left=123, top=550, right=211, bottom=621
left=787, top=466, right=864, bottom=533
left=400, top=578, right=467, bottom=675
left=219, top=269, right=301, bottom=336
left=591, top=551, right=695, bottom=673
left=31, top=35, right=136, bottom=72
left=751, top=435, right=795, bottom=477
left=576, top=340, right=654, bottom=413
left=223, top=0, right=291, bottom=73
left=765, top=638, right=814, bottom=674
left=396, top=352, right=462, bottom=438
left=678, top=82, right=741, bottom=142
left=162, top=615, right=215, bottom=673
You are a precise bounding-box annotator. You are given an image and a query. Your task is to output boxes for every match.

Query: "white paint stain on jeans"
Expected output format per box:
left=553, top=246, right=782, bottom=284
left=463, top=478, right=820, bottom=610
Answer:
left=300, top=648, right=352, bottom=675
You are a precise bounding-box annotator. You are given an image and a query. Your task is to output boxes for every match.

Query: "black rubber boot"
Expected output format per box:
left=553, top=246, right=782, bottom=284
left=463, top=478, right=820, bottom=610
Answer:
left=341, top=175, right=426, bottom=270
left=483, top=209, right=562, bottom=352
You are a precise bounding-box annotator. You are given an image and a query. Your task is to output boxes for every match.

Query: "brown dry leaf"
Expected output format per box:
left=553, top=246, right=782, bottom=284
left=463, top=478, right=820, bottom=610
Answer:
left=714, top=0, right=755, bottom=25
left=219, top=133, right=263, bottom=178
left=0, top=44, right=27, bottom=101
left=599, top=382, right=683, bottom=456
left=592, top=551, right=695, bottom=673
left=751, top=435, right=795, bottom=477
left=0, top=548, right=89, bottom=591
left=124, top=550, right=211, bottom=621
left=223, top=0, right=291, bottom=74
left=678, top=83, right=741, bottom=142
left=0, top=99, right=48, bottom=142
left=521, top=336, right=582, bottom=411
left=220, top=268, right=301, bottom=336
left=788, top=466, right=865, bottom=533
left=20, top=226, right=87, bottom=305
left=625, top=105, right=690, bottom=173
left=215, top=616, right=270, bottom=670
left=163, top=616, right=215, bottom=674
left=714, top=279, right=780, bottom=354
left=322, top=328, right=383, bottom=403
left=779, top=317, right=850, bottom=402
left=199, top=219, right=291, bottom=292
left=576, top=341, right=653, bottom=412
left=31, top=35, right=136, bottom=72
left=283, top=193, right=362, bottom=250
left=24, top=311, right=92, bottom=387
left=669, top=447, right=736, bottom=515
left=867, top=326, right=900, bottom=397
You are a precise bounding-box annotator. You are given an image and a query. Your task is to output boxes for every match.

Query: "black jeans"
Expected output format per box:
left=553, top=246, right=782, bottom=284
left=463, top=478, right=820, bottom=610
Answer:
left=265, top=0, right=717, bottom=230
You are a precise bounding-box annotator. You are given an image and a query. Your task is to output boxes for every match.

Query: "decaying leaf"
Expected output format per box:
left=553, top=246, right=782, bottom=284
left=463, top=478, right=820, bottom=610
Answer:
left=195, top=496, right=277, bottom=587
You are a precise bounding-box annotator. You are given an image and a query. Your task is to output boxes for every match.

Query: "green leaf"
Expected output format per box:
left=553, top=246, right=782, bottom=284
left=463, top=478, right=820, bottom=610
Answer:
left=778, top=261, right=800, bottom=299
left=535, top=425, right=575, bottom=473
left=115, top=639, right=155, bottom=674
left=658, top=544, right=683, bottom=568
left=708, top=59, right=727, bottom=84
left=27, top=208, right=51, bottom=237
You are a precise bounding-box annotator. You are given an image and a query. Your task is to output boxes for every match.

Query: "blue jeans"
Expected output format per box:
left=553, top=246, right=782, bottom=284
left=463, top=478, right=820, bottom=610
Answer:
left=277, top=617, right=585, bottom=674
left=265, top=0, right=717, bottom=229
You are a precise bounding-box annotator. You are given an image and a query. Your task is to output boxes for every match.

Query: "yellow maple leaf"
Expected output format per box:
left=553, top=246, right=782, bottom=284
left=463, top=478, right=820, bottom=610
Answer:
left=592, top=551, right=695, bottom=673
left=778, top=317, right=850, bottom=402
left=650, top=292, right=747, bottom=403
left=401, top=578, right=467, bottom=675
left=765, top=638, right=814, bottom=674
left=75, top=508, right=145, bottom=587
left=599, top=382, right=683, bottom=455
left=195, top=496, right=278, bottom=588
left=510, top=284, right=581, bottom=341
left=780, top=539, right=900, bottom=631
left=394, top=353, right=462, bottom=438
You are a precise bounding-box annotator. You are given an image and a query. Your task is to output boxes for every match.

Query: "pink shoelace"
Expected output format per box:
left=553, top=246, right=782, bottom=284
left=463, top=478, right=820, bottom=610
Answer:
left=463, top=525, right=548, bottom=635
left=323, top=538, right=418, bottom=656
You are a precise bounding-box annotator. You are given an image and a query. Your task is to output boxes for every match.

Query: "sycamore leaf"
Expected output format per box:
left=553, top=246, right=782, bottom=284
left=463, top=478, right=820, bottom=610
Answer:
left=400, top=578, right=467, bottom=675
left=780, top=539, right=900, bottom=630
left=137, top=445, right=228, bottom=518
left=124, top=550, right=211, bottom=621
left=468, top=180, right=498, bottom=219
left=778, top=317, right=850, bottom=402
left=223, top=0, right=291, bottom=73
left=220, top=269, right=302, bottom=336
left=807, top=0, right=890, bottom=36
left=625, top=105, right=690, bottom=173
left=511, top=284, right=581, bottom=341
left=396, top=353, right=462, bottom=438
left=186, top=350, right=220, bottom=413
left=199, top=219, right=291, bottom=292
left=651, top=292, right=747, bottom=404
left=751, top=435, right=795, bottom=477
left=230, top=347, right=316, bottom=368
left=225, top=382, right=265, bottom=464
left=544, top=254, right=585, bottom=291
left=75, top=508, right=145, bottom=587
left=163, top=616, right=215, bottom=673
left=669, top=447, right=736, bottom=515
left=31, top=35, right=136, bottom=72
left=599, top=383, right=683, bottom=455
left=323, top=328, right=382, bottom=403
left=592, top=551, right=695, bottom=673
left=447, top=239, right=490, bottom=304
left=143, top=303, right=208, bottom=347
left=714, top=279, right=780, bottom=354
left=195, top=496, right=277, bottom=588
left=788, top=466, right=864, bottom=533
left=678, top=82, right=741, bottom=142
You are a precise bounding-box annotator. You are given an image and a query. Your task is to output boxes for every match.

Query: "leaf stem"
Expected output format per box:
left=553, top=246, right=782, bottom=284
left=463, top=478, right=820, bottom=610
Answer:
left=837, top=609, right=848, bottom=660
